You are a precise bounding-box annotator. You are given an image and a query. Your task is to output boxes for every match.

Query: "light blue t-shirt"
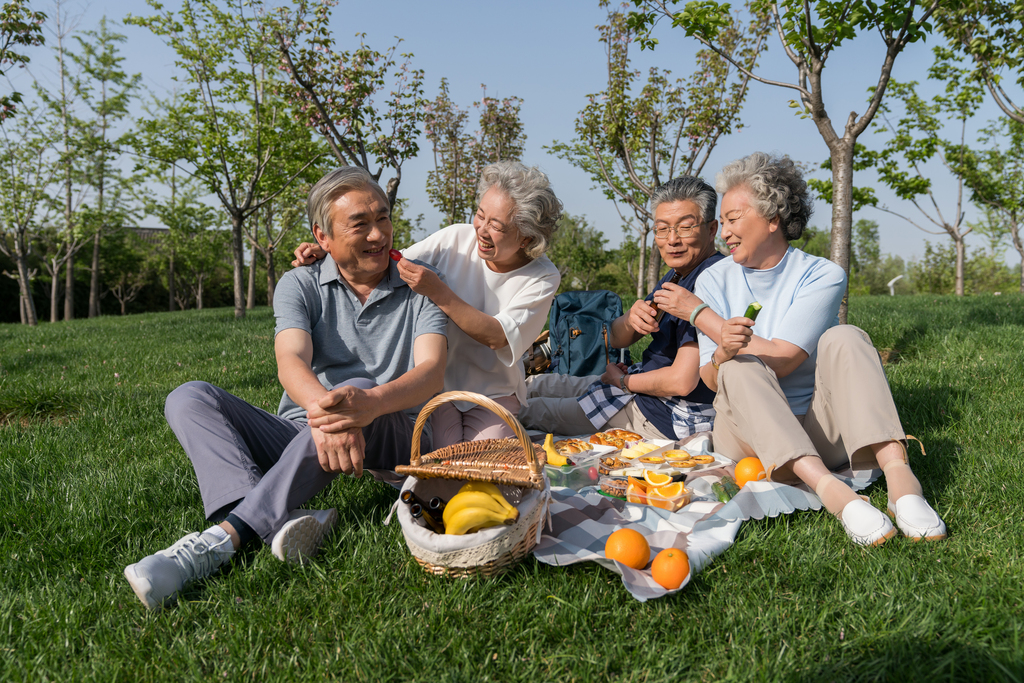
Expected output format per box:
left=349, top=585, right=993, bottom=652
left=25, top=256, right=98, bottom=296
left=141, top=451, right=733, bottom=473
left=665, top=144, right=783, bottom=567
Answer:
left=695, top=247, right=846, bottom=415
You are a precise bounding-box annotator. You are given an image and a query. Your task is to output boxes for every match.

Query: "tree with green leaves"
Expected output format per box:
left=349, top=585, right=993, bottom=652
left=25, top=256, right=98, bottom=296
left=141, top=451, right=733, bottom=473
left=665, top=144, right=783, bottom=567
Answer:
left=629, top=0, right=940, bottom=320
left=936, top=0, right=1023, bottom=125
left=128, top=0, right=323, bottom=319
left=547, top=213, right=610, bottom=292
left=102, top=226, right=150, bottom=315
left=34, top=1, right=90, bottom=321
left=864, top=60, right=985, bottom=296
left=551, top=6, right=766, bottom=297
left=959, top=117, right=1024, bottom=292
left=269, top=0, right=425, bottom=206
left=0, top=105, right=57, bottom=325
left=69, top=17, right=141, bottom=318
left=424, top=80, right=526, bottom=227
left=0, top=0, right=45, bottom=124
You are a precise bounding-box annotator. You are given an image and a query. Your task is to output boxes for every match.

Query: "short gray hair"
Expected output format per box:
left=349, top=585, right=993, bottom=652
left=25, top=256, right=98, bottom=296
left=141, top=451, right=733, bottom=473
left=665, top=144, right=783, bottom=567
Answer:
left=307, top=167, right=389, bottom=238
left=649, top=176, right=718, bottom=224
left=715, top=152, right=812, bottom=240
left=476, top=161, right=563, bottom=259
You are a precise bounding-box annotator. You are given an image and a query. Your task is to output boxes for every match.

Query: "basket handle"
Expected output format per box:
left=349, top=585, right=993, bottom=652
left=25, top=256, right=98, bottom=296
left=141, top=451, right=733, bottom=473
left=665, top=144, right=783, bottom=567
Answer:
left=410, top=391, right=542, bottom=475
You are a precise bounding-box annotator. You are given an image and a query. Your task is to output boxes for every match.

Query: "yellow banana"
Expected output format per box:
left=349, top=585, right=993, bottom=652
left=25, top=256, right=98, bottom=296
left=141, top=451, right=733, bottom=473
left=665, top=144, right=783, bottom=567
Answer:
left=543, top=433, right=568, bottom=466
left=458, top=481, right=517, bottom=515
left=444, top=505, right=514, bottom=535
left=442, top=490, right=510, bottom=527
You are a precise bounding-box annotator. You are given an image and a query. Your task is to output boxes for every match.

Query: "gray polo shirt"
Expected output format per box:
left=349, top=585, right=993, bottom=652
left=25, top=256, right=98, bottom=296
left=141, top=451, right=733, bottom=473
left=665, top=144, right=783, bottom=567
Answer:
left=273, top=256, right=449, bottom=423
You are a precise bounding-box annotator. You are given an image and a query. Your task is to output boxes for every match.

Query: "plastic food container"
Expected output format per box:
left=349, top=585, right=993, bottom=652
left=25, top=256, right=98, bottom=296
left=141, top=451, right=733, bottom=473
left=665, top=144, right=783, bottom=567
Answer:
left=544, top=454, right=602, bottom=491
left=645, top=486, right=692, bottom=512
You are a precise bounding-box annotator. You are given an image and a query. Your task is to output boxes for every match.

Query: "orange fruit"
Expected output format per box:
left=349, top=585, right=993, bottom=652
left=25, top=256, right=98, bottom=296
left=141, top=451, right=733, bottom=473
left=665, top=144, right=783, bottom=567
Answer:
left=643, top=470, right=673, bottom=487
left=604, top=528, right=651, bottom=569
left=734, top=456, right=767, bottom=488
left=650, top=482, right=690, bottom=511
left=626, top=476, right=648, bottom=504
left=651, top=548, right=690, bottom=589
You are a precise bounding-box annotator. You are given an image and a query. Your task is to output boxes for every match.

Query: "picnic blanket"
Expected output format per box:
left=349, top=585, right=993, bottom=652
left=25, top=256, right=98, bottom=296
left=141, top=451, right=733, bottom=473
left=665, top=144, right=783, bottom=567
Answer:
left=532, top=434, right=882, bottom=601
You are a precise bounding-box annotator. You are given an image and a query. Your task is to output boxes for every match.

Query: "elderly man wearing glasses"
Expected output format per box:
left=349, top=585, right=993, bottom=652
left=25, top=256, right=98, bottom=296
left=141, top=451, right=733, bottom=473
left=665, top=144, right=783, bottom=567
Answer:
left=519, top=176, right=725, bottom=442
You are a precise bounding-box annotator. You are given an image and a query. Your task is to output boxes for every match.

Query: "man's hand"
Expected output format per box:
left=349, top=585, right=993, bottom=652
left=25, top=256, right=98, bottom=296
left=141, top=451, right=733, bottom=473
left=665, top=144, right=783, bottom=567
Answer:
left=652, top=283, right=703, bottom=323
left=397, top=258, right=448, bottom=301
left=311, top=425, right=366, bottom=476
left=307, top=384, right=383, bottom=433
left=627, top=298, right=660, bottom=337
left=717, top=316, right=755, bottom=363
left=292, top=242, right=326, bottom=268
left=600, top=362, right=629, bottom=387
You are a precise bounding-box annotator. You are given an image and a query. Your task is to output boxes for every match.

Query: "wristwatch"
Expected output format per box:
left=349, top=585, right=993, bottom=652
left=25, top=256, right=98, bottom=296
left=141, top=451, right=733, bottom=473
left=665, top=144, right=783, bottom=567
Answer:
left=619, top=373, right=631, bottom=393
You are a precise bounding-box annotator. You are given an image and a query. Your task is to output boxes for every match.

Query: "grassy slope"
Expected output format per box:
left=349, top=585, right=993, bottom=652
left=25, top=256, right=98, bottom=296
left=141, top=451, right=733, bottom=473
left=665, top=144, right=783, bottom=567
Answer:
left=1, top=296, right=1022, bottom=682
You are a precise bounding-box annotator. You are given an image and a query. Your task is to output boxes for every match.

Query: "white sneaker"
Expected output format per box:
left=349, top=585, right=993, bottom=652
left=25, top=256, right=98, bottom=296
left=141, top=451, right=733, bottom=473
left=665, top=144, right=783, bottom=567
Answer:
left=840, top=498, right=896, bottom=547
left=271, top=508, right=338, bottom=564
left=887, top=495, right=947, bottom=541
left=123, top=531, right=234, bottom=609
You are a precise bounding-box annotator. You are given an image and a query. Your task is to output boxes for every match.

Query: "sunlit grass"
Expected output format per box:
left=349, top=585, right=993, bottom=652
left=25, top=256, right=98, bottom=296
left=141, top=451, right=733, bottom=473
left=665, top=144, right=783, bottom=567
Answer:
left=1, top=296, right=1022, bottom=681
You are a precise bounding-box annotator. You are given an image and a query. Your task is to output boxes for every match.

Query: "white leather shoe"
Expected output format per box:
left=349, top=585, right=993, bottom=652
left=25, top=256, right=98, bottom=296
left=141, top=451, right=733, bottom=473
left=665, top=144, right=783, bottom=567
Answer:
left=887, top=495, right=947, bottom=541
left=840, top=498, right=896, bottom=547
left=271, top=508, right=338, bottom=564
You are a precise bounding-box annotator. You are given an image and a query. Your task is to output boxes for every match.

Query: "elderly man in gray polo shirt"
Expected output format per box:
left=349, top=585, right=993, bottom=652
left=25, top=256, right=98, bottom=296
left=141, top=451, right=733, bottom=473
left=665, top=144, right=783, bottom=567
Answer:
left=123, top=167, right=448, bottom=610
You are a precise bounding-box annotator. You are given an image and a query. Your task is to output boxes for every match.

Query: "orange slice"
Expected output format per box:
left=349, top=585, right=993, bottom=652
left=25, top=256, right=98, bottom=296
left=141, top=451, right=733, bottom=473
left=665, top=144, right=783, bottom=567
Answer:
left=651, top=482, right=690, bottom=511
left=626, top=476, right=648, bottom=504
left=643, top=470, right=673, bottom=487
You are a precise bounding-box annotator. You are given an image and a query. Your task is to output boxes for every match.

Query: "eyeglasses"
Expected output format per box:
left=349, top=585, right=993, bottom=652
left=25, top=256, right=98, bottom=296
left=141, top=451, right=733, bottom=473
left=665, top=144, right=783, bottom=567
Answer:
left=652, top=220, right=709, bottom=240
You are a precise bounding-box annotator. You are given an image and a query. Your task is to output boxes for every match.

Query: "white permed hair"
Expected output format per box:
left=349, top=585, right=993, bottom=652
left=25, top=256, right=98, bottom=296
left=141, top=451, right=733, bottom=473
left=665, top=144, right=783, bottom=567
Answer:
left=715, top=152, right=813, bottom=240
left=476, top=161, right=563, bottom=259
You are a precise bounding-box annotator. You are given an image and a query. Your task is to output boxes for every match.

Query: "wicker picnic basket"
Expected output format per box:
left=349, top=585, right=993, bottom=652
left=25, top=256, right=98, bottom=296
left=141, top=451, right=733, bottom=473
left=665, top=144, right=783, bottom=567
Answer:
left=394, top=391, right=549, bottom=577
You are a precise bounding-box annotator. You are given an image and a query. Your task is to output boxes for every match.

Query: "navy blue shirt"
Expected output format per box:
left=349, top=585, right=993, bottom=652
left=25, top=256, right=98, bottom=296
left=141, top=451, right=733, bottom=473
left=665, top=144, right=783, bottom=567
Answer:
left=633, top=253, right=725, bottom=437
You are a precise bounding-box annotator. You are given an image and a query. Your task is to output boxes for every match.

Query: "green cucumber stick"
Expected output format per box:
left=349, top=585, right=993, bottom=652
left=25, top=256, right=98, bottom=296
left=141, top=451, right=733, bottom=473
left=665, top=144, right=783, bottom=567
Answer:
left=743, top=302, right=762, bottom=321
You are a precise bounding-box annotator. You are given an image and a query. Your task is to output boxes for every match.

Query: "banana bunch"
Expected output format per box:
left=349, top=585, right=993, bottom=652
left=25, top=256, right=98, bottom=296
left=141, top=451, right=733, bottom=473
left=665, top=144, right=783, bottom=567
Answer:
left=542, top=433, right=569, bottom=467
left=443, top=481, right=520, bottom=535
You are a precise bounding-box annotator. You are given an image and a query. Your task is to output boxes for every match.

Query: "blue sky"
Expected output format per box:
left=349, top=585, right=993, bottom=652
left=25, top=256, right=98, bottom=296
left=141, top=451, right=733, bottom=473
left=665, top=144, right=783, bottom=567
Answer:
left=15, top=0, right=1022, bottom=267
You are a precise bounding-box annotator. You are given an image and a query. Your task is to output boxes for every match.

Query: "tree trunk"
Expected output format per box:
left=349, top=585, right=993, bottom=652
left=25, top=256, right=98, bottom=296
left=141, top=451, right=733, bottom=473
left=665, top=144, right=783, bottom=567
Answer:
left=168, top=250, right=176, bottom=311
left=197, top=277, right=205, bottom=310
left=827, top=141, right=854, bottom=324
left=89, top=229, right=101, bottom=317
left=64, top=256, right=74, bottom=321
left=636, top=229, right=648, bottom=299
left=246, top=241, right=257, bottom=309
left=231, top=214, right=246, bottom=318
left=954, top=237, right=965, bottom=296
left=16, top=256, right=38, bottom=326
left=266, top=246, right=277, bottom=308
left=646, top=244, right=662, bottom=294
left=50, top=265, right=60, bottom=323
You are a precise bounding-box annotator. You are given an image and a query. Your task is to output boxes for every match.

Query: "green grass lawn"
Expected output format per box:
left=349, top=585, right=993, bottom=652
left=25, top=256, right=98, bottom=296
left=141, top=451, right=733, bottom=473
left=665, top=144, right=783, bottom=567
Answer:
left=1, top=295, right=1022, bottom=682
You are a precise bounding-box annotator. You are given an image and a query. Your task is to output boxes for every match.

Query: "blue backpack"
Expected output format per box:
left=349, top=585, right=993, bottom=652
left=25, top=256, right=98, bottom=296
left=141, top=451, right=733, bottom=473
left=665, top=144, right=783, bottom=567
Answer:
left=547, top=290, right=627, bottom=377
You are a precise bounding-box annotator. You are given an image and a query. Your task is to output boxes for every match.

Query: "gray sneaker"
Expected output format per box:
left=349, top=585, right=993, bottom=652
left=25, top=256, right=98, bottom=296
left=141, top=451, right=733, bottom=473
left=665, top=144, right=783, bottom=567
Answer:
left=271, top=508, right=338, bottom=564
left=123, top=531, right=234, bottom=609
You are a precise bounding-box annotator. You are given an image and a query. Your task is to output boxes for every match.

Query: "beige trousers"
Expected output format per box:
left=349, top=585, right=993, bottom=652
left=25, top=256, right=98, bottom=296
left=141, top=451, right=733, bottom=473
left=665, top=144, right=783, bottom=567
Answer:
left=711, top=325, right=906, bottom=480
left=519, top=373, right=670, bottom=439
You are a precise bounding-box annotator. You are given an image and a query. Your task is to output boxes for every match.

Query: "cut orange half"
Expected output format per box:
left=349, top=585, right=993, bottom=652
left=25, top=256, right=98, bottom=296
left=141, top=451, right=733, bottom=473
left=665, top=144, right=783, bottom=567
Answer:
left=643, top=470, right=673, bottom=487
